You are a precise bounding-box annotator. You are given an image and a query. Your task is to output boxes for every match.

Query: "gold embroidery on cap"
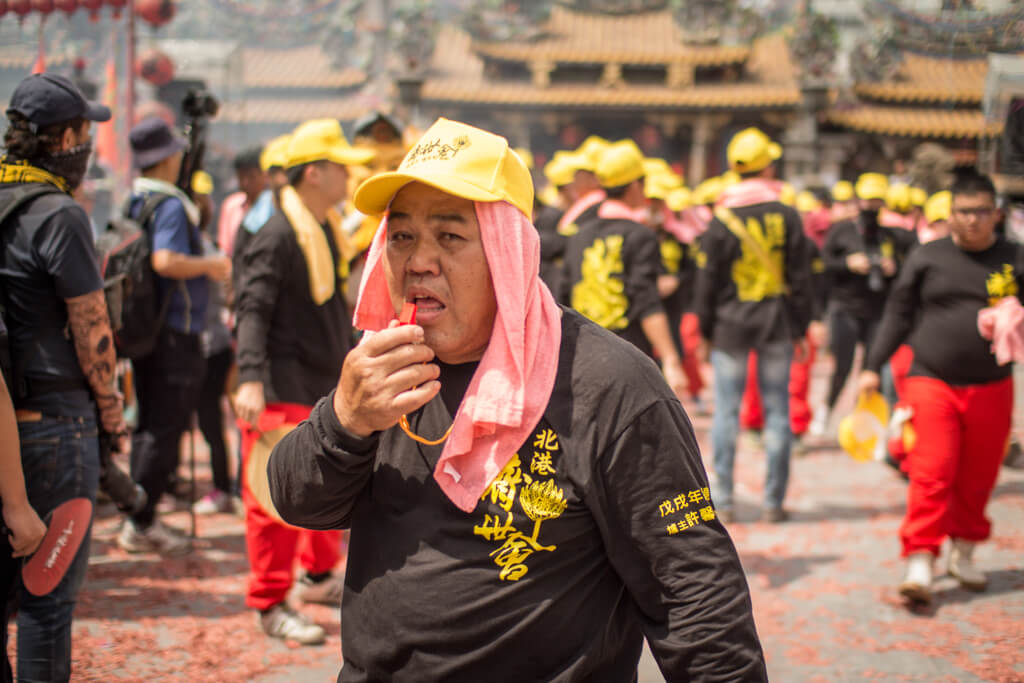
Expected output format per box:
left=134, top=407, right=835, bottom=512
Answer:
left=405, top=135, right=471, bottom=166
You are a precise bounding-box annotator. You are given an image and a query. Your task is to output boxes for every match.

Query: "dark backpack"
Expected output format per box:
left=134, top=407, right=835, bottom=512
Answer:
left=0, top=184, right=65, bottom=392
left=94, top=193, right=174, bottom=360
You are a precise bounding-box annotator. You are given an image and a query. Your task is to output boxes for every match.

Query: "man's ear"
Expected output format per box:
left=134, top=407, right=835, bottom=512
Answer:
left=60, top=125, right=77, bottom=152
left=304, top=163, right=321, bottom=188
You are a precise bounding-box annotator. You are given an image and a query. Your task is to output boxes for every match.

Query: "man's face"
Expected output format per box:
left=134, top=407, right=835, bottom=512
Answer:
left=951, top=192, right=999, bottom=251
left=268, top=168, right=288, bottom=190
left=164, top=150, right=184, bottom=183
left=384, top=182, right=497, bottom=364
left=237, top=167, right=266, bottom=202
left=315, top=161, right=349, bottom=207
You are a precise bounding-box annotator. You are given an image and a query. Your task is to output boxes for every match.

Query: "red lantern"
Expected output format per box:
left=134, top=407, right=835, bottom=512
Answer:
left=135, top=47, right=174, bottom=86
left=30, top=0, right=54, bottom=13
left=54, top=0, right=76, bottom=13
left=0, top=1, right=8, bottom=16
left=10, top=0, right=33, bottom=16
left=105, top=0, right=125, bottom=17
left=80, top=0, right=101, bottom=20
left=134, top=0, right=174, bottom=27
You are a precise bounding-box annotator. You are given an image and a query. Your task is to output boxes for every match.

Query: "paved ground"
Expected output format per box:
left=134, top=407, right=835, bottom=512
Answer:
left=8, top=357, right=1024, bottom=682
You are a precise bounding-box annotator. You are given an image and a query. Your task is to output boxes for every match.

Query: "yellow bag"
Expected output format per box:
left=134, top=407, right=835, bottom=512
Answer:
left=838, top=392, right=890, bottom=462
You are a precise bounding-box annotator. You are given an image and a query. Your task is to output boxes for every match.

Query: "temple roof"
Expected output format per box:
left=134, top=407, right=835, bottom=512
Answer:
left=424, top=26, right=799, bottom=110
left=853, top=52, right=990, bottom=105
left=826, top=104, right=1002, bottom=139
left=471, top=6, right=750, bottom=66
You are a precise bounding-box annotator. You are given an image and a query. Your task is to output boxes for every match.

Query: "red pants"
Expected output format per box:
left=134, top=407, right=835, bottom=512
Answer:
left=900, top=376, right=1012, bottom=557
left=890, top=345, right=914, bottom=400
left=681, top=313, right=705, bottom=398
left=242, top=402, right=343, bottom=610
left=740, top=339, right=816, bottom=436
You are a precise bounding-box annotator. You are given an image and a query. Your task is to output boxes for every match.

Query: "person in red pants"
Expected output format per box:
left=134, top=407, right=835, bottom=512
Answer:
left=233, top=119, right=373, bottom=643
left=859, top=171, right=1021, bottom=604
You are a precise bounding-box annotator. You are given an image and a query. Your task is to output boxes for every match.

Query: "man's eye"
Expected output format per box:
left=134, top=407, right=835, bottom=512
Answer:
left=389, top=232, right=412, bottom=242
left=441, top=232, right=464, bottom=242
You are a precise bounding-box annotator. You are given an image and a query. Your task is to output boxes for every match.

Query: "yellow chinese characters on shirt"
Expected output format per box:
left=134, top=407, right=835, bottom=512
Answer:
left=986, top=264, right=1018, bottom=307
left=658, top=487, right=715, bottom=535
left=474, top=428, right=568, bottom=582
left=571, top=235, right=630, bottom=330
left=731, top=212, right=786, bottom=302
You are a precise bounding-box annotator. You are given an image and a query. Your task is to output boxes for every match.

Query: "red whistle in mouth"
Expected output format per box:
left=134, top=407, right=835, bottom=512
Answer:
left=399, top=302, right=417, bottom=325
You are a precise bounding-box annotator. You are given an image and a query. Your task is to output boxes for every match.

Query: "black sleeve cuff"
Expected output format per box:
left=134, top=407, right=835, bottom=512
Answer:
left=314, top=391, right=379, bottom=455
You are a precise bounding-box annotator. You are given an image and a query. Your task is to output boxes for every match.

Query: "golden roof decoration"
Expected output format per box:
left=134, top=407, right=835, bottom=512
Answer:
left=471, top=6, right=750, bottom=67
left=827, top=105, right=1002, bottom=140
left=853, top=52, right=994, bottom=104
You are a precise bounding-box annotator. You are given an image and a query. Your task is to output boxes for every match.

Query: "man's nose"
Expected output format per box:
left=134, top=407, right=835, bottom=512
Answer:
left=406, top=236, right=441, bottom=274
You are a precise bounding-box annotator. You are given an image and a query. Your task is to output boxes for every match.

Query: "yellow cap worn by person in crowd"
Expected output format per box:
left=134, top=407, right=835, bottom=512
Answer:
left=886, top=183, right=913, bottom=213
left=260, top=134, right=291, bottom=172
left=575, top=135, right=610, bottom=172
left=642, top=157, right=673, bottom=180
left=832, top=180, right=855, bottom=202
left=543, top=150, right=584, bottom=188
left=838, top=392, right=890, bottom=463
left=726, top=127, right=782, bottom=174
left=666, top=186, right=691, bottom=212
left=855, top=172, right=889, bottom=201
left=779, top=182, right=796, bottom=206
left=796, top=190, right=820, bottom=214
left=910, top=186, right=927, bottom=207
left=354, top=117, right=534, bottom=218
left=595, top=139, right=646, bottom=189
left=286, top=118, right=375, bottom=169
left=644, top=171, right=682, bottom=201
left=692, top=176, right=723, bottom=206
left=514, top=147, right=534, bottom=171
left=924, top=190, right=952, bottom=225
left=191, top=170, right=213, bottom=196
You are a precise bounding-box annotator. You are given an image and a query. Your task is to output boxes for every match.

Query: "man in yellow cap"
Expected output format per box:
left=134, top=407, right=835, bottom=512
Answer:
left=267, top=117, right=766, bottom=680
left=811, top=172, right=917, bottom=438
left=233, top=118, right=373, bottom=645
left=561, top=139, right=688, bottom=398
left=693, top=127, right=813, bottom=523
left=556, top=137, right=608, bottom=236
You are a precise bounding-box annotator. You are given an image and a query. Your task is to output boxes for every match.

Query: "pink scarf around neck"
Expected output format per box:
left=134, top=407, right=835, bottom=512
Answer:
left=353, top=200, right=562, bottom=512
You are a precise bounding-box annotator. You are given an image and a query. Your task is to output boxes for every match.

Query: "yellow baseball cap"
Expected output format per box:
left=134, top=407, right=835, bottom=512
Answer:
left=666, top=186, right=691, bottom=212
left=353, top=117, right=534, bottom=218
left=855, top=172, right=889, bottom=201
left=514, top=147, right=533, bottom=170
left=191, top=170, right=213, bottom=196
left=832, top=180, right=855, bottom=202
left=595, top=139, right=645, bottom=189
left=838, top=392, right=890, bottom=463
left=543, top=150, right=584, bottom=188
left=796, top=190, right=820, bottom=213
left=910, top=186, right=927, bottom=207
left=642, top=157, right=673, bottom=179
left=726, top=127, right=782, bottom=174
left=692, top=176, right=724, bottom=205
left=285, top=118, right=375, bottom=169
left=924, top=190, right=951, bottom=224
left=259, top=134, right=291, bottom=172
left=575, top=135, right=611, bottom=172
left=779, top=182, right=796, bottom=207
left=886, top=183, right=913, bottom=213
left=644, top=171, right=682, bottom=200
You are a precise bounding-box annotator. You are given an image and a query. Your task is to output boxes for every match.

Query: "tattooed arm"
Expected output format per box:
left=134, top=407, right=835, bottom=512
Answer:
left=65, top=290, right=125, bottom=435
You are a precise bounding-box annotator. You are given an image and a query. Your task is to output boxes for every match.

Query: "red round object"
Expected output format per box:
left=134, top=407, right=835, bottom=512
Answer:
left=80, top=0, right=100, bottom=19
left=0, top=1, right=8, bottom=17
left=134, top=0, right=174, bottom=27
left=135, top=47, right=174, bottom=86
left=105, top=0, right=125, bottom=16
left=54, top=0, right=76, bottom=13
left=10, top=0, right=33, bottom=16
left=30, top=0, right=54, bottom=13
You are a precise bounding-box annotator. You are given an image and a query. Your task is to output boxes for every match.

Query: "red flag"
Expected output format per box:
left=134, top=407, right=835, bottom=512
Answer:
left=31, top=22, right=45, bottom=74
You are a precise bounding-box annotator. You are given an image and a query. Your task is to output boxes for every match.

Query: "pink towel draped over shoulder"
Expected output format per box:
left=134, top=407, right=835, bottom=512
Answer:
left=977, top=296, right=1024, bottom=366
left=353, top=200, right=562, bottom=513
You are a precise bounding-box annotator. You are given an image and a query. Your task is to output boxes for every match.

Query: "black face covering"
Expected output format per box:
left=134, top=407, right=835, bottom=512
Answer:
left=859, top=207, right=880, bottom=236
left=38, top=140, right=92, bottom=192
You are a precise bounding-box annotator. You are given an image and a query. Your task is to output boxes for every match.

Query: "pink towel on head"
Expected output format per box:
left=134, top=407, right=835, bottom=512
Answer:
left=557, top=189, right=606, bottom=232
left=977, top=296, right=1024, bottom=366
left=353, top=200, right=562, bottom=513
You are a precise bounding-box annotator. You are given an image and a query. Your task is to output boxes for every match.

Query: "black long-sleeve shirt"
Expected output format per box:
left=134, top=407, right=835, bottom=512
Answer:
left=235, top=211, right=353, bottom=406
left=693, top=200, right=812, bottom=351
left=269, top=309, right=767, bottom=682
left=866, top=235, right=1024, bottom=386
left=561, top=215, right=665, bottom=357
left=822, top=218, right=917, bottom=321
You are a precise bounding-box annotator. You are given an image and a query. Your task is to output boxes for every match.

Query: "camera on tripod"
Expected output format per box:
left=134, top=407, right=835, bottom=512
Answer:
left=182, top=88, right=219, bottom=121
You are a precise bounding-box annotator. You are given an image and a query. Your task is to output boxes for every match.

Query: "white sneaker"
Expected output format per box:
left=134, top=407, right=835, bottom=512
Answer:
left=259, top=603, right=326, bottom=645
left=809, top=408, right=829, bottom=438
left=118, top=519, right=191, bottom=556
left=898, top=551, right=933, bottom=603
left=193, top=490, right=233, bottom=515
left=948, top=539, right=987, bottom=591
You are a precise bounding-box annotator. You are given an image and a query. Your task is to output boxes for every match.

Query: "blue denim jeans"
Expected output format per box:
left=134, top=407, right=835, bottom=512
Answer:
left=2, top=413, right=99, bottom=683
left=711, top=343, right=793, bottom=511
